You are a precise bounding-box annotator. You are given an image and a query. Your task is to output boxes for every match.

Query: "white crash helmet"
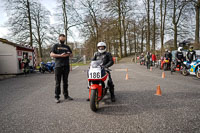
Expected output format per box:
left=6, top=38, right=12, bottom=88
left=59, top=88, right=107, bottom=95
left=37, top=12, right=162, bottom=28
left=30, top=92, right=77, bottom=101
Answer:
left=97, top=42, right=106, bottom=53
left=178, top=47, right=183, bottom=52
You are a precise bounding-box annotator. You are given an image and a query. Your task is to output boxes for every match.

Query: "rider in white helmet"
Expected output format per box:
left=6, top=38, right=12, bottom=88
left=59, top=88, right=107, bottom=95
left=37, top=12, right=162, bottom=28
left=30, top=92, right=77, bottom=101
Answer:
left=178, top=47, right=183, bottom=52
left=175, top=47, right=184, bottom=69
left=97, top=42, right=107, bottom=53
left=90, top=42, right=116, bottom=102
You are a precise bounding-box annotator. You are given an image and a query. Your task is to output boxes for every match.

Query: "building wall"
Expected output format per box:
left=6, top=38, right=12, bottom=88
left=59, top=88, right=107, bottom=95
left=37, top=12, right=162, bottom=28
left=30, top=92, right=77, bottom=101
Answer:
left=0, top=42, right=18, bottom=74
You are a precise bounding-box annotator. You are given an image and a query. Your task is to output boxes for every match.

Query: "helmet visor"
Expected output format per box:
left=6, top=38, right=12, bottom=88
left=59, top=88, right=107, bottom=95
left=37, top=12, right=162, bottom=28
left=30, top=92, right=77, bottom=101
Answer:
left=98, top=46, right=106, bottom=50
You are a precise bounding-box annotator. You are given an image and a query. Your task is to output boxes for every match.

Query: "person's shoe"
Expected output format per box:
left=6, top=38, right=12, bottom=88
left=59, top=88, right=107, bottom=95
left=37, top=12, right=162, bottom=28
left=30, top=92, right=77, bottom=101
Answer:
left=64, top=96, right=73, bottom=101
left=111, top=95, right=116, bottom=102
left=86, top=98, right=90, bottom=101
left=55, top=99, right=60, bottom=103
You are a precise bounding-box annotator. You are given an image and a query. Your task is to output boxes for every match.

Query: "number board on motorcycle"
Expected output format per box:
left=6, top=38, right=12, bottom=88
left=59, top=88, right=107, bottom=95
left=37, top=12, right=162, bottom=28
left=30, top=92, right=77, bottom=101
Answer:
left=89, top=68, right=101, bottom=79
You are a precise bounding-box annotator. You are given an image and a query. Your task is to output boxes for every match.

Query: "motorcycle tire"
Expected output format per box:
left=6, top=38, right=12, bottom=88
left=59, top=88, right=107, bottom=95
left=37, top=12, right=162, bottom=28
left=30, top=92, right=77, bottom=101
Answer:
left=170, top=64, right=175, bottom=74
left=182, top=67, right=188, bottom=76
left=196, top=67, right=200, bottom=79
left=90, top=89, right=99, bottom=112
left=164, top=64, right=167, bottom=71
left=42, top=69, right=45, bottom=74
left=171, top=68, right=173, bottom=75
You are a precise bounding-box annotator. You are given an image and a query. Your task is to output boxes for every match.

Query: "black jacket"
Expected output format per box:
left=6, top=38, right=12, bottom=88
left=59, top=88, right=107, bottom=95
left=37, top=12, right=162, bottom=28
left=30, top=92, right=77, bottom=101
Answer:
left=187, top=50, right=196, bottom=61
left=22, top=58, right=30, bottom=67
left=92, top=51, right=114, bottom=68
left=164, top=51, right=172, bottom=60
left=176, top=51, right=184, bottom=60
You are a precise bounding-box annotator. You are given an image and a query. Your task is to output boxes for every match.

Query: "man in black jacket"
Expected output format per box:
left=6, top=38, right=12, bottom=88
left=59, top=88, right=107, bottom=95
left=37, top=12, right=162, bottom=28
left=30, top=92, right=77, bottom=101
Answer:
left=91, top=42, right=115, bottom=102
left=187, top=46, right=196, bottom=63
left=50, top=34, right=73, bottom=103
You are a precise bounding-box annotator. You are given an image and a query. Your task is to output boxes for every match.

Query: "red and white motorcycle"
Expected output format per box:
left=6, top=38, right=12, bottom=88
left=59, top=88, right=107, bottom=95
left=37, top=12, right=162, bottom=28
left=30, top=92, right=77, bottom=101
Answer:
left=87, top=60, right=110, bottom=112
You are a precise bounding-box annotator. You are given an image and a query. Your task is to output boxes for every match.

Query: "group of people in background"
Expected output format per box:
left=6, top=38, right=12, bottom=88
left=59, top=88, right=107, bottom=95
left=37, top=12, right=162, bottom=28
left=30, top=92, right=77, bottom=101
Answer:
left=139, top=45, right=197, bottom=70
left=139, top=52, right=157, bottom=69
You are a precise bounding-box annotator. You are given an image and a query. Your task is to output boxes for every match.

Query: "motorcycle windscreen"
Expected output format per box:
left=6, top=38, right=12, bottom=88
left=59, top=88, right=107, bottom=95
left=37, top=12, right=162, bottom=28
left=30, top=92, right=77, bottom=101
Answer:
left=90, top=60, right=103, bottom=68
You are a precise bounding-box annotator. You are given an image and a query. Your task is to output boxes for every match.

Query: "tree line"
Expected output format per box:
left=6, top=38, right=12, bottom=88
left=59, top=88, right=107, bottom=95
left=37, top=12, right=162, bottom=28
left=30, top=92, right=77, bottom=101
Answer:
left=3, top=0, right=200, bottom=59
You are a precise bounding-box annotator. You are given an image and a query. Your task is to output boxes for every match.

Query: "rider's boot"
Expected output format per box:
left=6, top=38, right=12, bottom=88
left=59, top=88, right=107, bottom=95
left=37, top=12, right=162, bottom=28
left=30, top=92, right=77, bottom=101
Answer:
left=111, top=94, right=116, bottom=102
left=109, top=87, right=116, bottom=102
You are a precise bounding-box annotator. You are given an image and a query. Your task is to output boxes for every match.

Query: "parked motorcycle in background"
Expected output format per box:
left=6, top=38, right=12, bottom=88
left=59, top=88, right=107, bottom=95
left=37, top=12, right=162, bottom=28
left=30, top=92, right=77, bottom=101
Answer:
left=160, top=57, right=170, bottom=71
left=39, top=61, right=55, bottom=73
left=182, top=59, right=200, bottom=79
left=140, top=57, right=145, bottom=65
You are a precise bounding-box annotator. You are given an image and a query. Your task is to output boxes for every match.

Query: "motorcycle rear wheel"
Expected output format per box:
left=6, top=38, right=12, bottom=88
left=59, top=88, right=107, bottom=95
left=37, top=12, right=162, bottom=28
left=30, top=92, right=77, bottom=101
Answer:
left=90, top=89, right=99, bottom=112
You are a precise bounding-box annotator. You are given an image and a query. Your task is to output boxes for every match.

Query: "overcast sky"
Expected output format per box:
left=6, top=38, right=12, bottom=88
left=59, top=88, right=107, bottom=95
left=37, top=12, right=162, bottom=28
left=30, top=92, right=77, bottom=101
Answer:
left=0, top=0, right=81, bottom=43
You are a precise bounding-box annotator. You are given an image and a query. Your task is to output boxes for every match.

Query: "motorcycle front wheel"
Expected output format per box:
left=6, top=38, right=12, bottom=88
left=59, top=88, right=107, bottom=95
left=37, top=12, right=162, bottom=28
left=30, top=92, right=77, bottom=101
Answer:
left=90, top=89, right=99, bottom=112
left=182, top=67, right=188, bottom=76
left=170, top=64, right=175, bottom=74
left=196, top=67, right=200, bottom=79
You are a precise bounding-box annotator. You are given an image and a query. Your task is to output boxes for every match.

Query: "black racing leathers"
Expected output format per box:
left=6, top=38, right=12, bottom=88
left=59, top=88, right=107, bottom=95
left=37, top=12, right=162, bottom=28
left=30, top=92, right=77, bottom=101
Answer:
left=92, top=52, right=114, bottom=68
left=187, top=50, right=196, bottom=63
left=175, top=51, right=184, bottom=69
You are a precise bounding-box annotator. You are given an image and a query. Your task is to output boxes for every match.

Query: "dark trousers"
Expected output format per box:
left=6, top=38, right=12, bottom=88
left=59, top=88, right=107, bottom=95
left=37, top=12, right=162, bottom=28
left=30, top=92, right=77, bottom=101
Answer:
left=146, top=61, right=150, bottom=69
left=23, top=65, right=29, bottom=75
left=107, top=71, right=115, bottom=96
left=55, top=66, right=70, bottom=99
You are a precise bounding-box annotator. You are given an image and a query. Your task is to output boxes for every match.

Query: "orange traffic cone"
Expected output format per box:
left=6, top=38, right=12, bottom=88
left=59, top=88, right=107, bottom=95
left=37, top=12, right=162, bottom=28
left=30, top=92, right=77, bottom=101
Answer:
left=155, top=85, right=162, bottom=96
left=162, top=72, right=165, bottom=79
left=125, top=73, right=129, bottom=80
left=150, top=67, right=153, bottom=71
left=125, top=68, right=129, bottom=80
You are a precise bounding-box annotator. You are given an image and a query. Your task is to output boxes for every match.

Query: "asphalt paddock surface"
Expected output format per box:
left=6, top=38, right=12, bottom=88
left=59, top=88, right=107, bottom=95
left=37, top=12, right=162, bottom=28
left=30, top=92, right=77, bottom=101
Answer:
left=0, top=63, right=200, bottom=133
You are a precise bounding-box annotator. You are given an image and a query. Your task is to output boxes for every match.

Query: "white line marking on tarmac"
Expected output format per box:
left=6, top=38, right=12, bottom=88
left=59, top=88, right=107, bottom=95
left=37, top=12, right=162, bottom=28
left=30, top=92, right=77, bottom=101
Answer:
left=114, top=69, right=127, bottom=71
left=72, top=66, right=79, bottom=70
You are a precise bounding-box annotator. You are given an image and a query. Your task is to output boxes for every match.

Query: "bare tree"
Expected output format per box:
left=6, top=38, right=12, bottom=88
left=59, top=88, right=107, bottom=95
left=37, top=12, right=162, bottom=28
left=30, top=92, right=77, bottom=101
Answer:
left=104, top=0, right=124, bottom=58
left=54, top=0, right=84, bottom=45
left=160, top=0, right=168, bottom=54
left=80, top=0, right=101, bottom=52
left=121, top=0, right=133, bottom=57
left=146, top=0, right=151, bottom=52
left=31, top=2, right=51, bottom=59
left=152, top=0, right=156, bottom=53
left=140, top=18, right=146, bottom=53
left=171, top=0, right=189, bottom=49
left=191, top=0, right=200, bottom=47
left=117, top=0, right=123, bottom=58
left=5, top=0, right=33, bottom=46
